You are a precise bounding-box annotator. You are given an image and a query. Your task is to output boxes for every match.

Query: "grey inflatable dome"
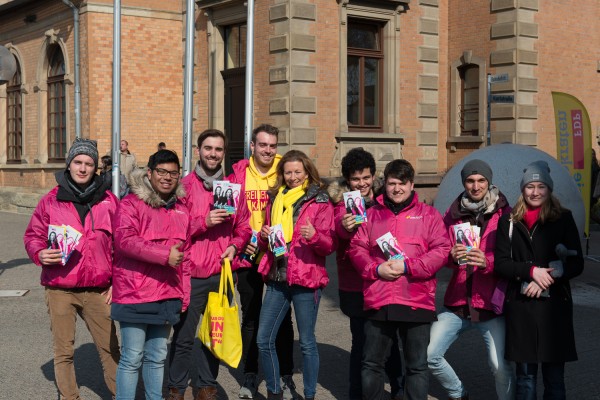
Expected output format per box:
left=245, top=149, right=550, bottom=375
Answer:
left=433, top=143, right=585, bottom=240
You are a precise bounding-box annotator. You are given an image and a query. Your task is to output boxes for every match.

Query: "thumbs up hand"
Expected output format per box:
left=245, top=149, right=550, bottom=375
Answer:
left=300, top=217, right=316, bottom=241
left=168, top=242, right=184, bottom=268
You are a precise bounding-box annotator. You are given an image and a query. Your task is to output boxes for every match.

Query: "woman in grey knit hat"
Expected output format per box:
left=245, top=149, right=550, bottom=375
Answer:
left=493, top=160, right=584, bottom=400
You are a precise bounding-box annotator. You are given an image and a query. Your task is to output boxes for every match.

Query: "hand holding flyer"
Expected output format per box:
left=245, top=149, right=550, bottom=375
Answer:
left=343, top=190, right=367, bottom=224
left=48, top=224, right=82, bottom=265
left=268, top=224, right=288, bottom=258
left=376, top=232, right=406, bottom=261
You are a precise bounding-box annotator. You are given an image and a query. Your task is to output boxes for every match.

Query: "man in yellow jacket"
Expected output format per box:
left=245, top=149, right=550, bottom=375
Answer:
left=228, top=124, right=298, bottom=400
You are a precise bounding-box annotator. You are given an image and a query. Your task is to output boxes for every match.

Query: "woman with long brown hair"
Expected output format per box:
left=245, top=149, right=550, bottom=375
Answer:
left=494, top=161, right=584, bottom=400
left=256, top=150, right=336, bottom=400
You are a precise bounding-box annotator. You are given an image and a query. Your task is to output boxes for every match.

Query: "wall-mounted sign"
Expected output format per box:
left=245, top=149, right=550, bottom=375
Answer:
left=491, top=94, right=514, bottom=103
left=490, top=73, right=509, bottom=83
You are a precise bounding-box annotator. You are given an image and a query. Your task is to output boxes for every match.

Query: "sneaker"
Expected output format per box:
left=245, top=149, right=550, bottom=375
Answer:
left=281, top=375, right=299, bottom=400
left=239, top=373, right=258, bottom=399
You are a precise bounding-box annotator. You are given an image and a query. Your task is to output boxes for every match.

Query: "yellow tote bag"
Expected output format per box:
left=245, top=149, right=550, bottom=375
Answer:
left=198, top=258, right=242, bottom=368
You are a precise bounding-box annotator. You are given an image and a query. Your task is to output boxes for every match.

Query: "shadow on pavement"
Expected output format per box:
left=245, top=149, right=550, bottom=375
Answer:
left=41, top=342, right=113, bottom=400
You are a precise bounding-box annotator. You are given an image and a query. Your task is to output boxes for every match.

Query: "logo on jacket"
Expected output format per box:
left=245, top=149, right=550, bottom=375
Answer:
left=405, top=215, right=423, bottom=220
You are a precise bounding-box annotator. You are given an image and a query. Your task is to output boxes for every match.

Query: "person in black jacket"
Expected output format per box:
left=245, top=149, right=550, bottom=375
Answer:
left=494, top=161, right=584, bottom=400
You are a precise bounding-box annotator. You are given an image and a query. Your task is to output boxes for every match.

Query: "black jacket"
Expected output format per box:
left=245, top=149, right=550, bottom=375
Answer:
left=494, top=210, right=584, bottom=363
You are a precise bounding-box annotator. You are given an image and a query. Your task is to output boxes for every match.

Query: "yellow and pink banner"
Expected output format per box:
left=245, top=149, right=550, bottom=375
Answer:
left=552, top=91, right=592, bottom=236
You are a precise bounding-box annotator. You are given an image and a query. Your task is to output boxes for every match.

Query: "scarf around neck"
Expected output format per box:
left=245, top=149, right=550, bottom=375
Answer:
left=460, top=185, right=500, bottom=215
left=271, top=182, right=308, bottom=243
left=194, top=161, right=224, bottom=191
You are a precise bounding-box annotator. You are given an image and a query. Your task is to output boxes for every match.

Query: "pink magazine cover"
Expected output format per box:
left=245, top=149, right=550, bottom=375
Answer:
left=343, top=190, right=367, bottom=224
left=376, top=232, right=406, bottom=261
left=269, top=224, right=288, bottom=258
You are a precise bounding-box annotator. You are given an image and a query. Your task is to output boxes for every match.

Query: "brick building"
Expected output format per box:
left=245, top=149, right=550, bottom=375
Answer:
left=1, top=0, right=599, bottom=209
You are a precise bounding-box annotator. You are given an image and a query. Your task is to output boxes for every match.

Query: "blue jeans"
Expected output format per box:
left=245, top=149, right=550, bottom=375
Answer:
left=362, top=319, right=430, bottom=400
left=427, top=310, right=515, bottom=400
left=257, top=282, right=321, bottom=398
left=516, top=362, right=565, bottom=400
left=116, top=322, right=171, bottom=400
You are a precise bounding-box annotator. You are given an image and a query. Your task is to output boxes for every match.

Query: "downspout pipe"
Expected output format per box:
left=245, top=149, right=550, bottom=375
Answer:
left=61, top=0, right=81, bottom=139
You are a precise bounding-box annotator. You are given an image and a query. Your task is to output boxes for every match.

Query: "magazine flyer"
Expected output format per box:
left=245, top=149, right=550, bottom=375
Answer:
left=212, top=180, right=228, bottom=209
left=213, top=181, right=241, bottom=215
left=452, top=222, right=480, bottom=265
left=48, top=224, right=83, bottom=265
left=375, top=232, right=406, bottom=261
left=269, top=224, right=288, bottom=258
left=343, top=190, right=367, bottom=224
left=241, top=230, right=259, bottom=262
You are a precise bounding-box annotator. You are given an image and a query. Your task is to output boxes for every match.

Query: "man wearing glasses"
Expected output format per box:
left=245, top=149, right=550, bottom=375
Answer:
left=111, top=149, right=191, bottom=399
left=167, top=129, right=251, bottom=400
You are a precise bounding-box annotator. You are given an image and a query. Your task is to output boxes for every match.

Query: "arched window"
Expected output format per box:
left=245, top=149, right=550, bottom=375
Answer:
left=47, top=45, right=66, bottom=161
left=6, top=55, right=22, bottom=163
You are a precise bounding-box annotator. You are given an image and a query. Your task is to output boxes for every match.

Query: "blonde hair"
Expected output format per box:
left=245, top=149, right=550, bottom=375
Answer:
left=270, top=150, right=324, bottom=195
left=510, top=193, right=564, bottom=223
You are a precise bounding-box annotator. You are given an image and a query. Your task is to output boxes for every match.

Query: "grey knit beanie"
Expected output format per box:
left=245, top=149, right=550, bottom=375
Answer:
left=520, top=160, right=554, bottom=191
left=460, top=159, right=493, bottom=184
left=66, top=138, right=99, bottom=168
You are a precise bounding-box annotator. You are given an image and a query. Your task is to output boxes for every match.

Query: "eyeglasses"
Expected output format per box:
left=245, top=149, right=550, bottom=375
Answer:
left=154, top=168, right=180, bottom=179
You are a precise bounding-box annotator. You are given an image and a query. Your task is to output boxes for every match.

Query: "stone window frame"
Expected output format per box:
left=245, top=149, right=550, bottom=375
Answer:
left=338, top=0, right=406, bottom=140
left=449, top=51, right=487, bottom=141
left=0, top=44, right=26, bottom=165
left=33, top=29, right=72, bottom=165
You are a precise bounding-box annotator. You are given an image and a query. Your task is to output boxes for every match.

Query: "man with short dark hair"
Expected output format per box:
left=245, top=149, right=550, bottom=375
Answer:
left=167, top=129, right=251, bottom=400
left=349, top=159, right=450, bottom=400
left=427, top=159, right=515, bottom=400
left=228, top=123, right=297, bottom=400
left=328, top=148, right=404, bottom=400
left=24, top=138, right=120, bottom=400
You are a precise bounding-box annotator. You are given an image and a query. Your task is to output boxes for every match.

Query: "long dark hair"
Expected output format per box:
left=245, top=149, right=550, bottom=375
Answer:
left=270, top=150, right=323, bottom=195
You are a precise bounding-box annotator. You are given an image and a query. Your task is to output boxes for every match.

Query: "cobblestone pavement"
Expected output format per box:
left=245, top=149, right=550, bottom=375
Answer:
left=3, top=211, right=600, bottom=399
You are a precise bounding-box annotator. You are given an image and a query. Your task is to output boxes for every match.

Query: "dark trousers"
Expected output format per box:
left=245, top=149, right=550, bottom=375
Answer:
left=516, top=362, right=565, bottom=400
left=167, top=275, right=221, bottom=392
left=236, top=266, right=294, bottom=375
left=362, top=319, right=430, bottom=400
left=349, top=316, right=404, bottom=400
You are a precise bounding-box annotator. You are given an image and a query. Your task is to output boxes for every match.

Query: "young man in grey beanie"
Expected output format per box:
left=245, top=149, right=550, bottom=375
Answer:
left=23, top=138, right=120, bottom=400
left=428, top=159, right=515, bottom=400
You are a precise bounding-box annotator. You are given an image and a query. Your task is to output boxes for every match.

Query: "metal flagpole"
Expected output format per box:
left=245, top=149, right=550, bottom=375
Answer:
left=182, top=0, right=196, bottom=177
left=111, top=0, right=121, bottom=195
left=243, top=0, right=255, bottom=159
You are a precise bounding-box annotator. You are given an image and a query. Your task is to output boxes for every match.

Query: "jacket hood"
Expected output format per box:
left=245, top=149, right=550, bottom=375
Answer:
left=128, top=168, right=186, bottom=208
left=327, top=177, right=383, bottom=204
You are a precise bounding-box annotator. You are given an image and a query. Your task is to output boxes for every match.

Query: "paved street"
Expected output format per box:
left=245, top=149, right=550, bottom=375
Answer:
left=3, top=210, right=600, bottom=399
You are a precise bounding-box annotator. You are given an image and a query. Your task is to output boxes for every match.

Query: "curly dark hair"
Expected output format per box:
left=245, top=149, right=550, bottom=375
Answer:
left=341, top=147, right=376, bottom=180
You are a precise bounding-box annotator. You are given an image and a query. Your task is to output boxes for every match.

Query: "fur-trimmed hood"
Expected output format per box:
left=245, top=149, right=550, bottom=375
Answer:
left=128, top=168, right=186, bottom=208
left=327, top=176, right=383, bottom=205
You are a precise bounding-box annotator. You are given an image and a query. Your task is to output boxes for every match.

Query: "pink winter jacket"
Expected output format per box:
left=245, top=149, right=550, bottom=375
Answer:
left=181, top=171, right=252, bottom=278
left=442, top=191, right=511, bottom=311
left=349, top=193, right=451, bottom=311
left=112, top=170, right=191, bottom=310
left=257, top=185, right=337, bottom=289
left=24, top=186, right=117, bottom=289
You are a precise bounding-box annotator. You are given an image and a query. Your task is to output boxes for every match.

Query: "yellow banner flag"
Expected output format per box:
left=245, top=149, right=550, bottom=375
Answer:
left=552, top=91, right=592, bottom=236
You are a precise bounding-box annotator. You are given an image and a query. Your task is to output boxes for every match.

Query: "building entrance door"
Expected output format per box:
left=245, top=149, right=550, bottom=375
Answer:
left=221, top=67, right=246, bottom=172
